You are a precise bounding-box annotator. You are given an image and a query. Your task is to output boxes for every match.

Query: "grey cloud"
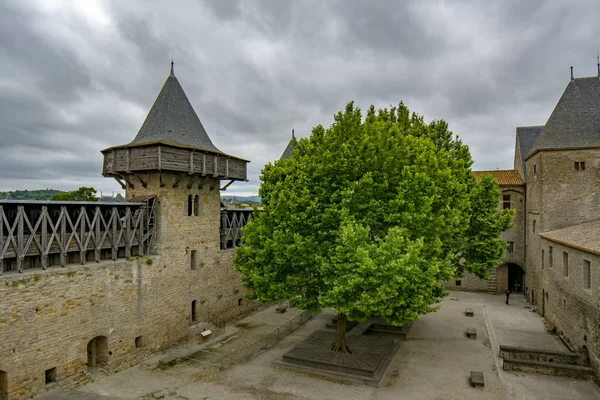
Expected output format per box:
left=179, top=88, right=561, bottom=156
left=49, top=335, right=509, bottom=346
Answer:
left=1, top=0, right=600, bottom=195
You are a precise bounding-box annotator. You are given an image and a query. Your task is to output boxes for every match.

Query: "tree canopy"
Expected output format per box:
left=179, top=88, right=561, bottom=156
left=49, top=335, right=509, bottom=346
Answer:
left=50, top=187, right=98, bottom=201
left=234, top=101, right=512, bottom=351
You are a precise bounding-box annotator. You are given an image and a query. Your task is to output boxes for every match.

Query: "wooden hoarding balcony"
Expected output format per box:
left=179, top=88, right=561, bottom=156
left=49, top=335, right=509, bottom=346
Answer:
left=0, top=198, right=156, bottom=275
left=220, top=209, right=253, bottom=250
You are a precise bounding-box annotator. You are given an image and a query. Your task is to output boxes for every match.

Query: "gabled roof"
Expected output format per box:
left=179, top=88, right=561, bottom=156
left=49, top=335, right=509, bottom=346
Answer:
left=130, top=67, right=222, bottom=154
left=539, top=220, right=600, bottom=255
left=527, top=76, right=600, bottom=158
left=473, top=170, right=524, bottom=186
left=516, top=126, right=543, bottom=175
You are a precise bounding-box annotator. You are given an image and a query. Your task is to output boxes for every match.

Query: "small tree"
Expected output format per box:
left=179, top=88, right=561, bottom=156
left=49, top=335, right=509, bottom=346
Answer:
left=50, top=187, right=98, bottom=201
left=234, top=102, right=512, bottom=352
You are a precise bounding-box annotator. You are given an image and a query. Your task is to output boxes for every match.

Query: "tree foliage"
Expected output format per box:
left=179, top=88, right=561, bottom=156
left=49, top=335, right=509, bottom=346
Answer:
left=234, top=102, right=512, bottom=350
left=50, top=187, right=98, bottom=201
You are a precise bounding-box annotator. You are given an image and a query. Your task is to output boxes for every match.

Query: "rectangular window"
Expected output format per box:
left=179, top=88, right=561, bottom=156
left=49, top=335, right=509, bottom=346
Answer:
left=45, top=367, right=56, bottom=385
left=191, top=300, right=197, bottom=323
left=533, top=164, right=537, bottom=174
left=549, top=246, right=553, bottom=268
left=503, top=195, right=511, bottom=209
left=583, top=260, right=591, bottom=289
left=563, top=252, right=569, bottom=277
left=135, top=336, right=143, bottom=348
left=0, top=370, right=7, bottom=400
left=191, top=250, right=197, bottom=271
left=455, top=280, right=462, bottom=287
left=507, top=242, right=514, bottom=253
left=575, top=161, right=579, bottom=170
left=542, top=249, right=545, bottom=269
left=575, top=161, right=586, bottom=171
left=533, top=220, right=536, bottom=234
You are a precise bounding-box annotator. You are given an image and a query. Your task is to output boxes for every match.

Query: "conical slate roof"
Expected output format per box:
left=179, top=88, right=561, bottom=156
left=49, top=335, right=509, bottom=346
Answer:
left=130, top=67, right=222, bottom=154
left=527, top=76, right=600, bottom=158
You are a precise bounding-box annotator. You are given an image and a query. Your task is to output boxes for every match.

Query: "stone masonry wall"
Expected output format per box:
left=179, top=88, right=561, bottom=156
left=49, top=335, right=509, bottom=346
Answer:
left=537, top=238, right=600, bottom=377
left=0, top=172, right=257, bottom=399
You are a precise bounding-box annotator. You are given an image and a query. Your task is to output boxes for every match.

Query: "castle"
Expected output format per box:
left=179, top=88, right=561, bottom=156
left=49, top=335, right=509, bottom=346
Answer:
left=453, top=66, right=600, bottom=376
left=1, top=63, right=599, bottom=399
left=0, top=64, right=257, bottom=400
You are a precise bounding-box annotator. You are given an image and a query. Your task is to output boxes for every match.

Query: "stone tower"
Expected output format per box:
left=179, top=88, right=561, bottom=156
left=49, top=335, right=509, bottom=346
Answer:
left=101, top=63, right=251, bottom=342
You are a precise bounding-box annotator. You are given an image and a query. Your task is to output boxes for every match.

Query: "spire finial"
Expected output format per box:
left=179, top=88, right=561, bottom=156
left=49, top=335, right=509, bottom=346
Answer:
left=292, top=128, right=295, bottom=139
left=597, top=51, right=599, bottom=78
left=170, top=59, right=175, bottom=76
left=570, top=65, right=574, bottom=81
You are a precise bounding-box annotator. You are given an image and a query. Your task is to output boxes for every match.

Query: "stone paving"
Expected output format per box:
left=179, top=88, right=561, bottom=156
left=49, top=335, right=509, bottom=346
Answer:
left=34, top=293, right=600, bottom=400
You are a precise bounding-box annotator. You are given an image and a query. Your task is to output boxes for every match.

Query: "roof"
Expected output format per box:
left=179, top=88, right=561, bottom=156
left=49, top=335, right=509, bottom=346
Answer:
left=527, top=76, right=600, bottom=158
left=539, top=220, right=600, bottom=255
left=280, top=139, right=295, bottom=160
left=129, top=69, right=222, bottom=154
left=473, top=170, right=524, bottom=186
left=516, top=126, right=543, bottom=175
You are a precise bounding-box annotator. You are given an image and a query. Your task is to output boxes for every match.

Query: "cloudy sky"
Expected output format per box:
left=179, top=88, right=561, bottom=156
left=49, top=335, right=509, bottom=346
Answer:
left=1, top=0, right=599, bottom=196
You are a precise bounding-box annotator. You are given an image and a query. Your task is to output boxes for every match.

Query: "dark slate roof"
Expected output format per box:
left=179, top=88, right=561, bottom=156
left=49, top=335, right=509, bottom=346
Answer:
left=516, top=125, right=543, bottom=175
left=130, top=71, right=222, bottom=154
left=527, top=76, right=600, bottom=158
left=280, top=139, right=295, bottom=160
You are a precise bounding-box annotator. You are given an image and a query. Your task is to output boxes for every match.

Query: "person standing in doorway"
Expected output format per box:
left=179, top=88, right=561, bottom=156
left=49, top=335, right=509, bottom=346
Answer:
left=505, top=289, right=511, bottom=305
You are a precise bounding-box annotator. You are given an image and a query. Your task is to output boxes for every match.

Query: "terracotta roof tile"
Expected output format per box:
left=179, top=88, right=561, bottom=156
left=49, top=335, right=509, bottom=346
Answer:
left=473, top=170, right=524, bottom=186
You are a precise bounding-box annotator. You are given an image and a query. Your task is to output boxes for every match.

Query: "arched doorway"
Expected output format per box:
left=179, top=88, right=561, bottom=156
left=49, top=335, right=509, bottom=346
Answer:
left=508, top=263, right=524, bottom=293
left=87, top=336, right=108, bottom=369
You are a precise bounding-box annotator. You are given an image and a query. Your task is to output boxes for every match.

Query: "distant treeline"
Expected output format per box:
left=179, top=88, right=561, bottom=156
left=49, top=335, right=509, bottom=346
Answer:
left=0, top=189, right=63, bottom=200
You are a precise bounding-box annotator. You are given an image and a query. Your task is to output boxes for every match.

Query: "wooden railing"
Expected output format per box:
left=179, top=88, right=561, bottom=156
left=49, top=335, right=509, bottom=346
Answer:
left=0, top=198, right=156, bottom=275
left=220, top=209, right=253, bottom=250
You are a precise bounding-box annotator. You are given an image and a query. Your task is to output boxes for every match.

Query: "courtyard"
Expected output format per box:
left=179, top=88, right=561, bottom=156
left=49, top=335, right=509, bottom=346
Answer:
left=36, top=292, right=600, bottom=400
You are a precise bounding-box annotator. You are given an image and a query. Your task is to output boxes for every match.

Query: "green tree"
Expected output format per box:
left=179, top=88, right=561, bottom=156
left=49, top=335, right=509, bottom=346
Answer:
left=234, top=102, right=512, bottom=352
left=50, top=187, right=98, bottom=201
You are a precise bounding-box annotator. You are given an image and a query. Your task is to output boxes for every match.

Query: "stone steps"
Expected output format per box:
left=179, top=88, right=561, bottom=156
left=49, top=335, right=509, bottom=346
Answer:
left=503, top=358, right=595, bottom=379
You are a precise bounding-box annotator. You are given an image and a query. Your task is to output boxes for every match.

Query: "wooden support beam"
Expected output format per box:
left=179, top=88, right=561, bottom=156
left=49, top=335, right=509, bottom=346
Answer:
left=113, top=177, right=126, bottom=190
left=209, top=179, right=219, bottom=191
left=202, top=153, right=206, bottom=175
left=126, top=148, right=130, bottom=172
left=226, top=158, right=229, bottom=177
left=220, top=180, right=234, bottom=191
left=198, top=176, right=209, bottom=190
left=0, top=206, right=3, bottom=275
left=213, top=155, right=218, bottom=177
left=125, top=207, right=131, bottom=258
left=60, top=207, right=67, bottom=267
left=159, top=171, right=164, bottom=187
left=172, top=173, right=185, bottom=188
left=139, top=208, right=145, bottom=256
left=135, top=174, right=148, bottom=188
left=189, top=151, right=194, bottom=174
left=117, top=174, right=135, bottom=190
left=79, top=206, right=86, bottom=264
left=17, top=206, right=23, bottom=272
left=158, top=146, right=162, bottom=170
left=41, top=206, right=48, bottom=270
left=95, top=206, right=101, bottom=263
left=112, top=207, right=118, bottom=260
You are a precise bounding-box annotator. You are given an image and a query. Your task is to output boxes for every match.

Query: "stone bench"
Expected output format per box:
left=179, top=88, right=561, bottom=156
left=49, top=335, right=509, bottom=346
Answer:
left=470, top=371, right=484, bottom=387
left=200, top=329, right=212, bottom=337
left=276, top=304, right=289, bottom=314
left=466, top=327, right=477, bottom=339
left=465, top=308, right=474, bottom=317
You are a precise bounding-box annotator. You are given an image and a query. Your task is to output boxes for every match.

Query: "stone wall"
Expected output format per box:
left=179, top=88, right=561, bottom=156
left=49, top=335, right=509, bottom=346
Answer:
left=0, top=171, right=257, bottom=399
left=536, top=238, right=600, bottom=377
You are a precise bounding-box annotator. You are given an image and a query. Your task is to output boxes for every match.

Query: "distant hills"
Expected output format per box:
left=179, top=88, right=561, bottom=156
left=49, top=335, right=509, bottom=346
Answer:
left=0, top=189, right=63, bottom=200
left=221, top=195, right=261, bottom=205
left=0, top=190, right=263, bottom=205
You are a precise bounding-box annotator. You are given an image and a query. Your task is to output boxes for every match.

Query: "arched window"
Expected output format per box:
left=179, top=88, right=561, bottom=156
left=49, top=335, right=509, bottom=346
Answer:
left=187, top=195, right=193, bottom=216
left=194, top=195, right=200, bottom=216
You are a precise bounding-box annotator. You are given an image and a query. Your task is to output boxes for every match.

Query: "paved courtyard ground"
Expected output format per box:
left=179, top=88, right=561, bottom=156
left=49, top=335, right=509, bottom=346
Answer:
left=36, top=292, right=600, bottom=400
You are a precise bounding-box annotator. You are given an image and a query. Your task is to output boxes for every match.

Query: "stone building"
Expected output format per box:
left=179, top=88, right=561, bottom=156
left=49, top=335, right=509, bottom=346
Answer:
left=524, top=71, right=600, bottom=376
left=449, top=170, right=526, bottom=294
left=0, top=64, right=256, bottom=400
left=454, top=67, right=600, bottom=378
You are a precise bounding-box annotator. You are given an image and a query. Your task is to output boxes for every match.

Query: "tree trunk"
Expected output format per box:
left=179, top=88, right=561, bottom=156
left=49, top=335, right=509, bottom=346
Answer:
left=332, top=313, right=351, bottom=353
